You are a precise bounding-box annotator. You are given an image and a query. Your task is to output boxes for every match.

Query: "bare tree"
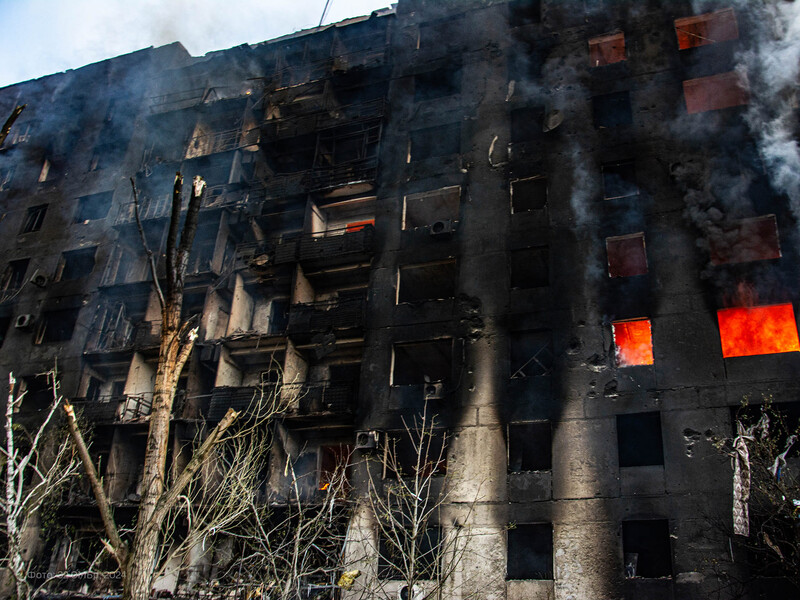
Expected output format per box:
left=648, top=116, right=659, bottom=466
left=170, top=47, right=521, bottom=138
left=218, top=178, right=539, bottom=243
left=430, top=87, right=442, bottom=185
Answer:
left=63, top=173, right=248, bottom=600
left=364, top=407, right=478, bottom=600
left=1, top=370, right=79, bottom=600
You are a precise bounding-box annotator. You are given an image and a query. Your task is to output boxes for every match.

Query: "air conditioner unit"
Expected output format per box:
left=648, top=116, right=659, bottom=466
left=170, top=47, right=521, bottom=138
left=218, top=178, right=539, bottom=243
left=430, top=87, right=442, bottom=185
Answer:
left=355, top=430, right=379, bottom=450
left=429, top=219, right=453, bottom=238
left=14, top=314, right=34, bottom=330
left=30, top=270, right=48, bottom=288
left=424, top=381, right=445, bottom=401
left=398, top=584, right=423, bottom=600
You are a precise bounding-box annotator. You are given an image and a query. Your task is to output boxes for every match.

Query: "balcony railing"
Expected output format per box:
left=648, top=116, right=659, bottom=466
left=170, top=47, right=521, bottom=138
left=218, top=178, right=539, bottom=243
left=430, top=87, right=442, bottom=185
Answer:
left=86, top=320, right=161, bottom=353
left=287, top=297, right=365, bottom=335
left=298, top=224, right=374, bottom=264
left=207, top=385, right=278, bottom=421
left=263, top=98, right=385, bottom=140
left=305, top=157, right=378, bottom=192
left=283, top=381, right=357, bottom=416
left=185, top=127, right=260, bottom=159
left=70, top=394, right=153, bottom=423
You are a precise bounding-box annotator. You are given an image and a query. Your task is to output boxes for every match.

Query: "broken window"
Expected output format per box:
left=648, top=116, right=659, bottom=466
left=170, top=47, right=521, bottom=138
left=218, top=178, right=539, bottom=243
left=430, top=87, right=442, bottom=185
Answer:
left=593, top=91, right=632, bottom=128
left=508, top=0, right=541, bottom=27
left=617, top=412, right=664, bottom=467
left=510, top=330, right=553, bottom=378
left=709, top=214, right=781, bottom=265
left=0, top=166, right=14, bottom=191
left=683, top=71, right=748, bottom=114
left=409, top=123, right=460, bottom=162
left=622, top=520, right=672, bottom=578
left=510, top=177, right=547, bottom=213
left=35, top=307, right=81, bottom=344
left=717, top=303, right=800, bottom=358
left=397, top=259, right=457, bottom=304
left=20, top=204, right=47, bottom=234
left=309, top=196, right=376, bottom=235
left=508, top=422, right=552, bottom=472
left=318, top=444, right=351, bottom=493
left=602, top=161, right=638, bottom=199
left=379, top=527, right=442, bottom=580
left=392, top=339, right=452, bottom=386
left=55, top=247, right=97, bottom=281
left=509, top=247, right=549, bottom=289
left=414, top=67, right=462, bottom=102
left=387, top=430, right=448, bottom=478
left=0, top=259, right=29, bottom=293
left=589, top=32, right=626, bottom=67
left=606, top=233, right=647, bottom=277
left=403, top=186, right=461, bottom=230
left=74, top=191, right=112, bottom=223
left=675, top=8, right=738, bottom=50
left=269, top=299, right=289, bottom=334
left=510, top=105, right=545, bottom=143
left=506, top=523, right=553, bottom=580
left=612, top=318, right=654, bottom=366
left=0, top=316, right=10, bottom=348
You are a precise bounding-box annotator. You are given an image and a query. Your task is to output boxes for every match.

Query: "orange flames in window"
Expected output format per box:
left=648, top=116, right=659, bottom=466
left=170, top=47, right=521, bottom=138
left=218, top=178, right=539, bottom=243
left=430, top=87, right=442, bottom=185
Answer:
left=613, top=318, right=654, bottom=367
left=717, top=303, right=800, bottom=358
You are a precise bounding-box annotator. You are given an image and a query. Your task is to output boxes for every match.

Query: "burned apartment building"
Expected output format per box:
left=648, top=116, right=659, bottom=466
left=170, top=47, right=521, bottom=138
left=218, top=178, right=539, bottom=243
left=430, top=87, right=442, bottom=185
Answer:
left=1, top=0, right=799, bottom=598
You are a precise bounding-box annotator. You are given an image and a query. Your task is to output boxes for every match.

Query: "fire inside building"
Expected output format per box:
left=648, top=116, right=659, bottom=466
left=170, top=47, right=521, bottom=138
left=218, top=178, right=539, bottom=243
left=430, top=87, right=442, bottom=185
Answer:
left=0, top=0, right=799, bottom=598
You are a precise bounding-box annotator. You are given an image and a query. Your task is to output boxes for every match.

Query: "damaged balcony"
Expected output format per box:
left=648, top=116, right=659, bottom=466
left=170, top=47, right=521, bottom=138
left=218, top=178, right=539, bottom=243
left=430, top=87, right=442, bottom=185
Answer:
left=295, top=225, right=375, bottom=268
left=70, top=392, right=188, bottom=424
left=262, top=95, right=385, bottom=141
left=286, top=296, right=366, bottom=341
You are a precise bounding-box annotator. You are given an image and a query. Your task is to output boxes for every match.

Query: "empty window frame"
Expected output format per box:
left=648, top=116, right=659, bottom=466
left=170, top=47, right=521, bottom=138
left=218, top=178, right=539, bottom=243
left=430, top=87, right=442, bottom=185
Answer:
left=403, top=186, right=461, bottom=230
left=509, top=247, right=549, bottom=289
left=74, top=191, right=112, bottom=223
left=510, top=105, right=545, bottom=143
left=387, top=430, right=448, bottom=478
left=414, top=67, right=462, bottom=102
left=397, top=259, right=457, bottom=304
left=717, top=303, right=800, bottom=358
left=0, top=166, right=14, bottom=191
left=35, top=307, right=81, bottom=344
left=508, top=0, right=541, bottom=27
left=55, top=247, right=97, bottom=281
left=0, top=259, right=29, bottom=292
left=511, top=177, right=547, bottom=213
left=593, top=91, right=632, bottom=128
left=510, top=330, right=553, bottom=378
left=408, top=123, right=460, bottom=162
left=617, top=412, right=664, bottom=467
left=589, top=32, right=626, bottom=67
left=318, top=444, right=351, bottom=492
left=675, top=8, right=738, bottom=50
left=0, top=316, right=10, bottom=347
left=392, top=339, right=452, bottom=386
left=683, top=71, right=748, bottom=114
left=606, top=233, right=647, bottom=277
left=602, top=161, right=638, bottom=199
left=379, top=527, right=442, bottom=580
left=20, top=204, right=47, bottom=234
left=508, top=422, right=552, bottom=472
left=709, top=214, right=781, bottom=265
left=612, top=318, right=654, bottom=366
left=622, top=520, right=672, bottom=578
left=507, top=523, right=553, bottom=580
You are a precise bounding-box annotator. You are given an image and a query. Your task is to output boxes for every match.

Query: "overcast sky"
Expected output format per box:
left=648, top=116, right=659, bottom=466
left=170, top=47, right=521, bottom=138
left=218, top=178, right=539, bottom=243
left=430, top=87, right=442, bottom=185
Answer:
left=0, top=0, right=393, bottom=88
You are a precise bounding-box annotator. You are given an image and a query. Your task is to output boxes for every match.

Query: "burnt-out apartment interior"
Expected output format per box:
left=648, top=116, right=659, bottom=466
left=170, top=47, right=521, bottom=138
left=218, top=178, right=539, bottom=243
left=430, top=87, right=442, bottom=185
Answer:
left=0, top=0, right=799, bottom=598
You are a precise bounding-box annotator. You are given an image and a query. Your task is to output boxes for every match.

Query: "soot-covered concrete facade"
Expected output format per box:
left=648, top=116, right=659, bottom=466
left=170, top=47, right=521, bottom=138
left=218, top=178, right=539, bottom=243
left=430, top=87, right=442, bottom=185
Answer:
left=1, top=1, right=799, bottom=598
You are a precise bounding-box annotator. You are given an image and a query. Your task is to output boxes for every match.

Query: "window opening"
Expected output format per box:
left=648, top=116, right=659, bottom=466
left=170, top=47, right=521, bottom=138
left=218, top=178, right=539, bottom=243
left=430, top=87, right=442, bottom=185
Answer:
left=20, top=204, right=47, bottom=233
left=0, top=259, right=29, bottom=293
left=510, top=177, right=547, bottom=213
left=392, top=339, right=452, bottom=386
left=508, top=0, right=541, bottom=27
left=387, top=430, right=448, bottom=478
left=36, top=307, right=81, bottom=344
left=409, top=123, right=460, bottom=162
left=378, top=526, right=442, bottom=580
left=617, top=412, right=664, bottom=467
left=612, top=318, right=654, bottom=366
left=602, top=161, right=637, bottom=199
left=589, top=32, right=626, bottom=67
left=318, top=444, right=351, bottom=493
left=56, top=247, right=97, bottom=281
left=622, top=520, right=672, bottom=578
left=709, top=214, right=781, bottom=265
left=675, top=8, right=738, bottom=50
left=74, top=191, right=112, bottom=223
left=414, top=67, right=462, bottom=102
left=403, top=186, right=460, bottom=230
left=0, top=316, right=11, bottom=348
left=593, top=91, right=632, bottom=128
left=683, top=71, right=748, bottom=114
left=717, top=303, right=800, bottom=358
left=606, top=233, right=647, bottom=277
left=510, top=330, right=553, bottom=378
left=397, top=259, right=457, bottom=304
left=509, top=247, right=549, bottom=289
left=508, top=422, right=552, bottom=472
left=510, top=105, right=545, bottom=143
left=506, top=523, right=553, bottom=580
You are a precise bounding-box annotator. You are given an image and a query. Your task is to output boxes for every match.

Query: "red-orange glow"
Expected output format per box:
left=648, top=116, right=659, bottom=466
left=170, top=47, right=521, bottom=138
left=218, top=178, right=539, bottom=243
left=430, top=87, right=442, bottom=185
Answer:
left=684, top=71, right=748, bottom=114
left=613, top=319, right=654, bottom=367
left=675, top=8, right=739, bottom=50
left=345, top=219, right=375, bottom=232
left=717, top=304, right=800, bottom=358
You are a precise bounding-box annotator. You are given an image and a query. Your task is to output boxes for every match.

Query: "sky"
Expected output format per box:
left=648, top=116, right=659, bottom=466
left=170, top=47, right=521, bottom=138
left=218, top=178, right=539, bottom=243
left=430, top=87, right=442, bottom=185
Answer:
left=0, top=0, right=393, bottom=88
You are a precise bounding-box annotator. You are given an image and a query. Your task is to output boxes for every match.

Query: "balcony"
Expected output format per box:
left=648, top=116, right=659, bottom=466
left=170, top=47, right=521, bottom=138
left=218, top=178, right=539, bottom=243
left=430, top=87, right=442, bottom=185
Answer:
left=287, top=297, right=365, bottom=339
left=298, top=224, right=375, bottom=268
left=85, top=320, right=161, bottom=354
left=207, top=385, right=279, bottom=421
left=305, top=157, right=378, bottom=193
left=262, top=98, right=385, bottom=141
left=184, top=127, right=259, bottom=159
left=283, top=381, right=357, bottom=421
